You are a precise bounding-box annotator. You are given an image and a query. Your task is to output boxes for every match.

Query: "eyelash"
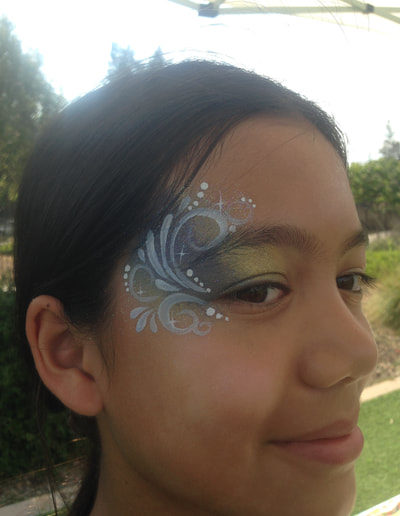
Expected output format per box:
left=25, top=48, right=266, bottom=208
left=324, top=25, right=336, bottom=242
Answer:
left=221, top=272, right=376, bottom=307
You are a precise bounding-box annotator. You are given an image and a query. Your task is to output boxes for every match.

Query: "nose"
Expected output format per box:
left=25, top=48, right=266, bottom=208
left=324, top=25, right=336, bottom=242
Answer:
left=298, top=292, right=377, bottom=389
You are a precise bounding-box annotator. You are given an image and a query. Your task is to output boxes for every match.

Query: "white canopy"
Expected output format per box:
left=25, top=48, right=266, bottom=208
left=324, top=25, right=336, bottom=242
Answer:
left=169, top=0, right=400, bottom=31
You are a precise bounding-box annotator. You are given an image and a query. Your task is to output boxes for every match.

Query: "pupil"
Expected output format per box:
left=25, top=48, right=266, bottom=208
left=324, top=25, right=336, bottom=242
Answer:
left=338, top=276, right=355, bottom=290
left=236, top=285, right=267, bottom=303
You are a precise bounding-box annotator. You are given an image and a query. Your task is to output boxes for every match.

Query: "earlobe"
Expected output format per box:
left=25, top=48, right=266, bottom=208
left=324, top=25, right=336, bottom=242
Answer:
left=26, top=295, right=104, bottom=416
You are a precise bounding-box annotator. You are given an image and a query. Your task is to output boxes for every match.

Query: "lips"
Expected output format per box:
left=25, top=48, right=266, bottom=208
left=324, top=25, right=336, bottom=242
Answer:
left=271, top=421, right=364, bottom=465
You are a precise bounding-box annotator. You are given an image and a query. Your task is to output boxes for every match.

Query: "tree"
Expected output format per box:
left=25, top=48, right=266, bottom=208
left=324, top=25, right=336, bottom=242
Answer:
left=0, top=18, right=64, bottom=217
left=349, top=158, right=400, bottom=230
left=380, top=122, right=400, bottom=160
left=105, top=43, right=167, bottom=83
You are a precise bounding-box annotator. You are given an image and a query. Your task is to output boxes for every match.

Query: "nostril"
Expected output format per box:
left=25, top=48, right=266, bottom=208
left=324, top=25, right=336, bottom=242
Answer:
left=338, top=377, right=354, bottom=386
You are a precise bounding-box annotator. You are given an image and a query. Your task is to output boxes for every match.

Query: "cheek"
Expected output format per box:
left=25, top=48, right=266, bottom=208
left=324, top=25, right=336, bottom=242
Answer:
left=102, top=322, right=291, bottom=483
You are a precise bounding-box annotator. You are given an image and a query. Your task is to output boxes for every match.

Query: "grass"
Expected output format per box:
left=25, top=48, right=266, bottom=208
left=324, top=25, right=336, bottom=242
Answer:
left=352, top=389, right=400, bottom=514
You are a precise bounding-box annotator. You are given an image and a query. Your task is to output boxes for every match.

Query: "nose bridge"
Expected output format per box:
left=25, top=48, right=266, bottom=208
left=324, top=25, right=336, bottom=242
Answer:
left=298, top=287, right=377, bottom=389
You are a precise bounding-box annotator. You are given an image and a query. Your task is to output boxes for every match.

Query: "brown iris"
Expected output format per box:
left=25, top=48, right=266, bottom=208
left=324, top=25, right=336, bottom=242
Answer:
left=234, top=284, right=272, bottom=303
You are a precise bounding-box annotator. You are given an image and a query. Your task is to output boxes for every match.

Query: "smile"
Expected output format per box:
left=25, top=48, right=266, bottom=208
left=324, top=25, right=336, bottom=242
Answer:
left=271, top=425, right=364, bottom=465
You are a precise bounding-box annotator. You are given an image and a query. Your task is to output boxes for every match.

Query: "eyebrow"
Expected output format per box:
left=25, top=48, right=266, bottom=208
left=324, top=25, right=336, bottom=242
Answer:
left=191, top=224, right=369, bottom=265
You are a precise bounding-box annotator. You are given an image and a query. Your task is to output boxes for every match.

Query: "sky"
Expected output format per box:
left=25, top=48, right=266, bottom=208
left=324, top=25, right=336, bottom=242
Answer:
left=1, top=0, right=400, bottom=164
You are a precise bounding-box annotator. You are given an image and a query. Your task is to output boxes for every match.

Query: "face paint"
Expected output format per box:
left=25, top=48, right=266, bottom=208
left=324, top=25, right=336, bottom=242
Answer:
left=123, top=182, right=256, bottom=335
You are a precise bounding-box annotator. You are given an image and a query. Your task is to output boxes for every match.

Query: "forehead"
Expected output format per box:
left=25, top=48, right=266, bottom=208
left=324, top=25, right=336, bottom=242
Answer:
left=197, top=116, right=359, bottom=242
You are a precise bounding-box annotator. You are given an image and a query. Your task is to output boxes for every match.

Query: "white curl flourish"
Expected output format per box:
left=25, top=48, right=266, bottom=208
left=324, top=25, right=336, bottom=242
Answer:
left=124, top=188, right=255, bottom=335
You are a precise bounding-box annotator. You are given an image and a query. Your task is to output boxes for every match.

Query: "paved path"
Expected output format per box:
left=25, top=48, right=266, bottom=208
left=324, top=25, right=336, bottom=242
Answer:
left=356, top=493, right=400, bottom=515
left=0, top=492, right=63, bottom=516
left=361, top=376, right=400, bottom=402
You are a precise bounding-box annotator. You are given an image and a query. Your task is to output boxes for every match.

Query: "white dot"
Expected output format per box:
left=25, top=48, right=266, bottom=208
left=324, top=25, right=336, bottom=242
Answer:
left=206, top=288, right=211, bottom=293
left=193, top=200, right=199, bottom=206
left=124, top=282, right=128, bottom=286
left=124, top=265, right=131, bottom=272
left=199, top=282, right=204, bottom=287
left=241, top=197, right=246, bottom=202
left=206, top=307, right=216, bottom=316
left=225, top=316, right=230, bottom=322
left=186, top=269, right=194, bottom=277
left=248, top=198, right=253, bottom=203
left=188, top=205, right=193, bottom=210
left=229, top=225, right=236, bottom=232
left=197, top=191, right=204, bottom=198
left=200, top=182, right=209, bottom=190
left=123, top=273, right=128, bottom=279
left=194, top=277, right=199, bottom=282
left=252, top=204, right=256, bottom=208
left=216, top=313, right=223, bottom=320
left=126, top=288, right=129, bottom=292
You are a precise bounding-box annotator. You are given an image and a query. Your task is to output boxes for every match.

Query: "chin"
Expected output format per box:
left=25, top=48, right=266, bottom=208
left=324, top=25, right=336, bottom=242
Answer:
left=289, top=468, right=357, bottom=516
left=234, top=466, right=358, bottom=516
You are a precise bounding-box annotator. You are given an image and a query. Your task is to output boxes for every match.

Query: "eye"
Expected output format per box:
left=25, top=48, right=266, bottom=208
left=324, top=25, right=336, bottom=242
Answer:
left=224, top=282, right=289, bottom=306
left=336, top=273, right=376, bottom=293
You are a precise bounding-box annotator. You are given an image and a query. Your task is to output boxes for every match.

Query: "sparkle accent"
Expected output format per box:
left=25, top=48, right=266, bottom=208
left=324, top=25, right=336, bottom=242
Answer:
left=216, top=192, right=224, bottom=211
left=206, top=307, right=216, bottom=316
left=178, top=245, right=187, bottom=263
left=186, top=269, right=194, bottom=277
left=200, top=182, right=209, bottom=190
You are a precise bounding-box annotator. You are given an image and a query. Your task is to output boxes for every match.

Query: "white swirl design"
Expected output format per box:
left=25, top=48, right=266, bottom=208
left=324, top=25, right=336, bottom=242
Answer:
left=123, top=183, right=256, bottom=335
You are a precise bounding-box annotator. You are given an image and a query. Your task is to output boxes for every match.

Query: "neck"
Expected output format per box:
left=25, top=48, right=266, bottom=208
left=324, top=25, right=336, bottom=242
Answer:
left=89, top=429, right=215, bottom=516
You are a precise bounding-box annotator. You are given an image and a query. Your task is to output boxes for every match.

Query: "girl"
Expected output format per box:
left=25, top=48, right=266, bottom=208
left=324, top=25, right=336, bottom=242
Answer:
left=14, top=60, right=377, bottom=516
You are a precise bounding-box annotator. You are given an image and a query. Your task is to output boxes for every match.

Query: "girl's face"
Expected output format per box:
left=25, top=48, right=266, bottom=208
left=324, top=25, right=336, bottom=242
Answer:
left=96, top=117, right=377, bottom=516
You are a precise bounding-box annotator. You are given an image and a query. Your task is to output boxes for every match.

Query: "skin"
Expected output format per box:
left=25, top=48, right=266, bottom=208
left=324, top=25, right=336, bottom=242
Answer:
left=27, top=116, right=377, bottom=516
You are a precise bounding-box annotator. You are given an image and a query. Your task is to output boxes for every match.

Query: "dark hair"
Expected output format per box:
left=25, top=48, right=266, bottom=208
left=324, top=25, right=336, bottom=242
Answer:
left=14, top=59, right=347, bottom=515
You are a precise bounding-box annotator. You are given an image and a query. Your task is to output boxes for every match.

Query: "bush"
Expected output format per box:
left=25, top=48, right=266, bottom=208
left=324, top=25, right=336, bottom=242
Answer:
left=369, top=234, right=400, bottom=252
left=0, top=274, right=80, bottom=480
left=0, top=237, right=13, bottom=255
left=364, top=236, right=400, bottom=333
left=366, top=248, right=400, bottom=278
left=379, top=266, right=400, bottom=333
left=350, top=158, right=400, bottom=231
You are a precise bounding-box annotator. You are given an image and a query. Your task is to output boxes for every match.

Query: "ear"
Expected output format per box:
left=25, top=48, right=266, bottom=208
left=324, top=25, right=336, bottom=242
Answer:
left=26, top=295, right=104, bottom=416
